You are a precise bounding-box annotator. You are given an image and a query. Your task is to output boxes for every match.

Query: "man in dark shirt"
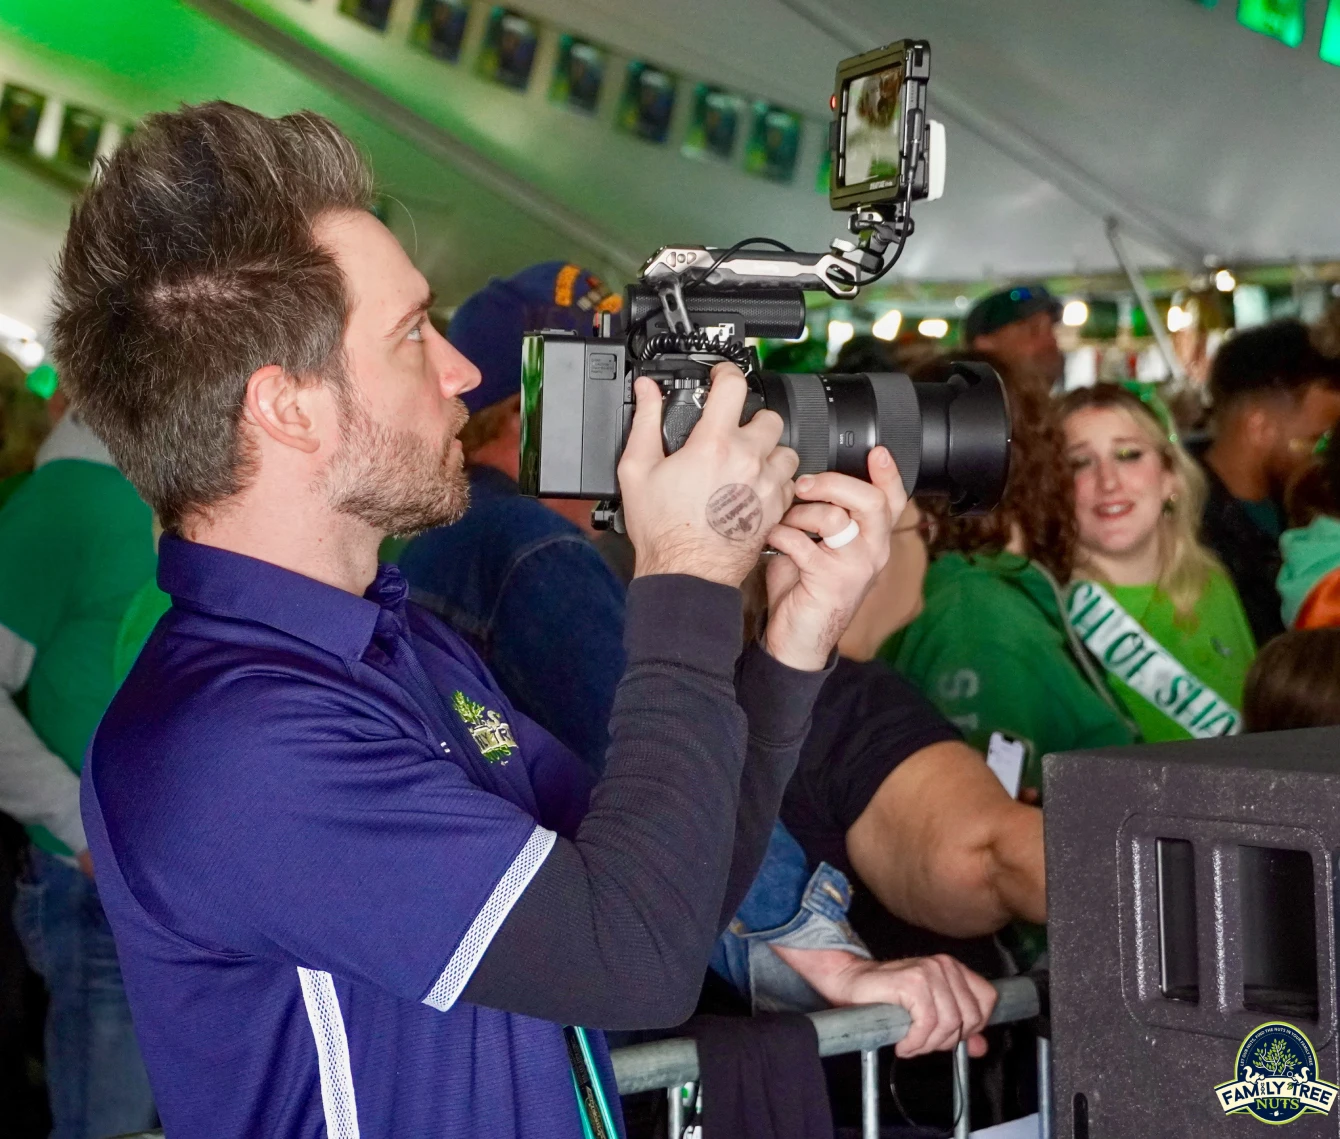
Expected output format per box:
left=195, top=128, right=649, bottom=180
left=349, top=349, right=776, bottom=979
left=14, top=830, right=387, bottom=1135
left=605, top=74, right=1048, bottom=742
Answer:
left=1198, top=320, right=1340, bottom=645
left=49, top=103, right=938, bottom=1138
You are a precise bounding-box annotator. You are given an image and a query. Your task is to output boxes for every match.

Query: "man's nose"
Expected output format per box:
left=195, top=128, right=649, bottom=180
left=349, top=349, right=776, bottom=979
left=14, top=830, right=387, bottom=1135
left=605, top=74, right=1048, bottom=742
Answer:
left=431, top=327, right=481, bottom=398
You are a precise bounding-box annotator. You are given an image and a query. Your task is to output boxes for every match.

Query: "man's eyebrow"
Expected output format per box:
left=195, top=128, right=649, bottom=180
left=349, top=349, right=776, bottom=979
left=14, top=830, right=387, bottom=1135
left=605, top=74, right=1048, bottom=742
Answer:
left=387, top=292, right=435, bottom=338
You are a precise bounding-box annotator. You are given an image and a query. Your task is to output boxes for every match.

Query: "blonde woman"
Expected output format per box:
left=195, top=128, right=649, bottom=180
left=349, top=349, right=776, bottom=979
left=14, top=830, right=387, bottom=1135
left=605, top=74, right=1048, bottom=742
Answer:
left=1059, top=383, right=1256, bottom=741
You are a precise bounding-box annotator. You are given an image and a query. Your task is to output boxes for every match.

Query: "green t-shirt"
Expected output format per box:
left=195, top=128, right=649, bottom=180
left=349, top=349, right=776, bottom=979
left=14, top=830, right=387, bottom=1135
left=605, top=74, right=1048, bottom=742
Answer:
left=0, top=459, right=155, bottom=854
left=0, top=471, right=31, bottom=512
left=1087, top=571, right=1256, bottom=744
left=112, top=577, right=173, bottom=685
left=880, top=551, right=1136, bottom=793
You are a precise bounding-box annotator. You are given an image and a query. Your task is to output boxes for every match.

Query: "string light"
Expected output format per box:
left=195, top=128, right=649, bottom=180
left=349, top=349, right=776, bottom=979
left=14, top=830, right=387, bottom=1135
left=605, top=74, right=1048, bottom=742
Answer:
left=826, top=320, right=855, bottom=353
left=1062, top=300, right=1089, bottom=328
left=871, top=310, right=903, bottom=341
left=1167, top=304, right=1193, bottom=333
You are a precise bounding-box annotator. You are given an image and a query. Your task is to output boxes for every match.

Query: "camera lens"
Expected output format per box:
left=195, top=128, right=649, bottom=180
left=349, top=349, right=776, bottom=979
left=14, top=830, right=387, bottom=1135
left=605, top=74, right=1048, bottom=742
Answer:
left=757, top=359, right=1011, bottom=513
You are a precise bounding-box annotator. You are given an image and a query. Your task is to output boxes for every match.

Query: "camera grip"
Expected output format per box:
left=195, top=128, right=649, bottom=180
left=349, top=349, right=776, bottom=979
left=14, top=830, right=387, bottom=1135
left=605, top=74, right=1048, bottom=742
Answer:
left=660, top=387, right=767, bottom=455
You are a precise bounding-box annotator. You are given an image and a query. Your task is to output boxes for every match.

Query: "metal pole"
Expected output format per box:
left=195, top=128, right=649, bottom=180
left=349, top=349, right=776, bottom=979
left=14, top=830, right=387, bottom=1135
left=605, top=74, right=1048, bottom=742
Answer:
left=668, top=1084, right=684, bottom=1139
left=1105, top=217, right=1188, bottom=386
left=1038, top=1036, right=1054, bottom=1139
left=611, top=976, right=1041, bottom=1095
left=953, top=1039, right=971, bottom=1139
left=861, top=1049, right=880, bottom=1139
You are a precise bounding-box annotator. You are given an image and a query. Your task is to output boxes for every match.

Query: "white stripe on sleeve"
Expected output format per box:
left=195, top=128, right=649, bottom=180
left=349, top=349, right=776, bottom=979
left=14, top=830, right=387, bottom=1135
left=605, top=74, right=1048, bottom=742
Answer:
left=422, top=823, right=556, bottom=1012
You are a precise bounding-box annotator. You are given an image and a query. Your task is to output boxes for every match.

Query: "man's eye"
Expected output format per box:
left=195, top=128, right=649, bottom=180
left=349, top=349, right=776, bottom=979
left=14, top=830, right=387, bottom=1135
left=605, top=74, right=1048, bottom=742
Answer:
left=406, top=322, right=425, bottom=343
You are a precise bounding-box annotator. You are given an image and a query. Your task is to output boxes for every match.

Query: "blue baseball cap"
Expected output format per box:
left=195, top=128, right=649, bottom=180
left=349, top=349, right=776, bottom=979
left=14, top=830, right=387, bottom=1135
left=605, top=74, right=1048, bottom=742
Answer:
left=448, top=262, right=622, bottom=413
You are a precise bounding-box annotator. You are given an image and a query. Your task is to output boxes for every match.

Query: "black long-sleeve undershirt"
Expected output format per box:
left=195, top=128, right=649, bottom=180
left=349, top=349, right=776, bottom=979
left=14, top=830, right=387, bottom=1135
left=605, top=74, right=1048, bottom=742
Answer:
left=463, top=574, right=829, bottom=1029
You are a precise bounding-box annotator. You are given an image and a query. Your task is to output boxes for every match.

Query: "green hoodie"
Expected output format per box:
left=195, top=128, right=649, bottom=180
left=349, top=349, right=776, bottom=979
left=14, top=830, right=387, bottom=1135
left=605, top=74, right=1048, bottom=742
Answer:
left=880, top=551, right=1136, bottom=793
left=1278, top=515, right=1340, bottom=629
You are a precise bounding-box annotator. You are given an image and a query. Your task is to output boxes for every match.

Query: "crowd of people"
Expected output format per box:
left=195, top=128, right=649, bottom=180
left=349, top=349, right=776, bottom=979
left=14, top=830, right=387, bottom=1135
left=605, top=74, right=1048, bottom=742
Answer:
left=1, top=101, right=1340, bottom=1139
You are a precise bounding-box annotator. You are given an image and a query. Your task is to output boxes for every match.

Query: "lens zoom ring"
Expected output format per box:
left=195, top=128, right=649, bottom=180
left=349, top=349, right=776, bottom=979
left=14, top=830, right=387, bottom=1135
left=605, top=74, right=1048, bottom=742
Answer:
left=780, top=373, right=831, bottom=474
left=869, top=373, right=922, bottom=492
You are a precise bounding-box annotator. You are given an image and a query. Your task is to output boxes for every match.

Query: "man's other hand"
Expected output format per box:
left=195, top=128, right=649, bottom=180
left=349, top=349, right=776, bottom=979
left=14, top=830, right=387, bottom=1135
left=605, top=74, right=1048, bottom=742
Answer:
left=761, top=446, right=906, bottom=671
left=620, top=363, right=797, bottom=587
left=771, top=945, right=996, bottom=1059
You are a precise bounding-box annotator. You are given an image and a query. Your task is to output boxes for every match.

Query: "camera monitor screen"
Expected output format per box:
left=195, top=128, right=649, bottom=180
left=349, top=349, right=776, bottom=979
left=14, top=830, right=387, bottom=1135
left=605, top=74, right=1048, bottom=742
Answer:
left=830, top=40, right=927, bottom=211
left=838, top=63, right=905, bottom=189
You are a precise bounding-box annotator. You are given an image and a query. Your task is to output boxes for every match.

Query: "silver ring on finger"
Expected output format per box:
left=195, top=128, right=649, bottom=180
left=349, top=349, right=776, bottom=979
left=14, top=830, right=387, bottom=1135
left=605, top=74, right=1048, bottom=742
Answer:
left=822, top=518, right=861, bottom=549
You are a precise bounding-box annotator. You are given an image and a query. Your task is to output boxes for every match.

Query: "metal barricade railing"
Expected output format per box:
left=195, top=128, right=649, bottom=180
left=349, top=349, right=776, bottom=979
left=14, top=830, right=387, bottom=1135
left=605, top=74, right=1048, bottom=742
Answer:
left=611, top=975, right=1045, bottom=1139
left=115, top=976, right=1046, bottom=1139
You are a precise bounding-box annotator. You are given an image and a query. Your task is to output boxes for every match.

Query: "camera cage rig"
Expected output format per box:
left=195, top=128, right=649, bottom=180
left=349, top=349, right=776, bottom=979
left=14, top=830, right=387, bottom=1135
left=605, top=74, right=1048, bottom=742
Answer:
left=519, top=39, right=960, bottom=532
left=636, top=39, right=936, bottom=346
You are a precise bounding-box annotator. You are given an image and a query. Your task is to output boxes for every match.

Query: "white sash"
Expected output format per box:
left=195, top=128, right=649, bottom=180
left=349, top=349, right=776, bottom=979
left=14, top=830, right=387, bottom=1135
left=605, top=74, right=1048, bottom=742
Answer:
left=1067, top=580, right=1241, bottom=739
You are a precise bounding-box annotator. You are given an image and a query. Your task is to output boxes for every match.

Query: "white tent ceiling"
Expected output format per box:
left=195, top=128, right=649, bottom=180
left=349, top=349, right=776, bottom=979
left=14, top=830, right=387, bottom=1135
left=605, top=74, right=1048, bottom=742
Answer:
left=2, top=0, right=1338, bottom=331
left=212, top=0, right=1340, bottom=285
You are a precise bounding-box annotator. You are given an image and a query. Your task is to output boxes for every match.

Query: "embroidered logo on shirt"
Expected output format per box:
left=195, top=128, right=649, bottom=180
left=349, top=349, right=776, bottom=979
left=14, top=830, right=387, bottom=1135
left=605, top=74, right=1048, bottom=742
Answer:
left=451, top=691, right=517, bottom=764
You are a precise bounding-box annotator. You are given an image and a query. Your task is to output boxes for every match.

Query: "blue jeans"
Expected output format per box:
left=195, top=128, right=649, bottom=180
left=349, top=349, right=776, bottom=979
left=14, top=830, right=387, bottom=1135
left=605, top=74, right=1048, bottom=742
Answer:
left=13, top=846, right=156, bottom=1139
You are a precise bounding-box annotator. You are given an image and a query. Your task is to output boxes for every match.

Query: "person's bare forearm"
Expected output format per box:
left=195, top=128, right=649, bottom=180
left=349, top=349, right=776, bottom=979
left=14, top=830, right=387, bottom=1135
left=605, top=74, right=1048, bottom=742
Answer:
left=846, top=741, right=1046, bottom=937
left=983, top=800, right=1046, bottom=925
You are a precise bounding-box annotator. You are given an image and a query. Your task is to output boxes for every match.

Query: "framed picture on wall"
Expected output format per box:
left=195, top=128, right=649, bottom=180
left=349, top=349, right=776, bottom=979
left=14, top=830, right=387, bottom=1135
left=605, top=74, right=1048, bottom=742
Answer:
left=549, top=35, right=605, bottom=113
left=744, top=103, right=801, bottom=182
left=56, top=105, right=103, bottom=170
left=683, top=84, right=742, bottom=160
left=410, top=0, right=470, bottom=62
left=0, top=85, right=45, bottom=154
left=337, top=0, right=394, bottom=32
left=475, top=7, right=540, bottom=90
left=616, top=61, right=677, bottom=144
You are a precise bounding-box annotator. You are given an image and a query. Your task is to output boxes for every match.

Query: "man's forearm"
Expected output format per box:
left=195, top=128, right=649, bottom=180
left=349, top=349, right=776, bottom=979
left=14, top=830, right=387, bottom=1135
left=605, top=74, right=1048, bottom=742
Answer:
left=847, top=741, right=1045, bottom=938
left=465, top=575, right=750, bottom=1029
left=983, top=801, right=1046, bottom=925
left=716, top=645, right=831, bottom=931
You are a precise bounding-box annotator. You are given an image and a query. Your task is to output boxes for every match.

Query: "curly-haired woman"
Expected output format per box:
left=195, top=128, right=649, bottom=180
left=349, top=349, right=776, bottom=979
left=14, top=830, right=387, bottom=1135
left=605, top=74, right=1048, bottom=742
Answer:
left=1060, top=383, right=1255, bottom=743
left=876, top=357, right=1134, bottom=799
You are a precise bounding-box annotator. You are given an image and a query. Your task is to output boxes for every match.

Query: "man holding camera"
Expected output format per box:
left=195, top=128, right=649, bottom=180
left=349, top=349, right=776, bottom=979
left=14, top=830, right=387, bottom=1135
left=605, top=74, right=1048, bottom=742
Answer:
left=51, top=103, right=988, bottom=1137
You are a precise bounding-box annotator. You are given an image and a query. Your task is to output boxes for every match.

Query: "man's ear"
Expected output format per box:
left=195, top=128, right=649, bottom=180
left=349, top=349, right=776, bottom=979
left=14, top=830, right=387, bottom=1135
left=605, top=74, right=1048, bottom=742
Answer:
left=243, top=365, right=323, bottom=455
left=1243, top=401, right=1276, bottom=449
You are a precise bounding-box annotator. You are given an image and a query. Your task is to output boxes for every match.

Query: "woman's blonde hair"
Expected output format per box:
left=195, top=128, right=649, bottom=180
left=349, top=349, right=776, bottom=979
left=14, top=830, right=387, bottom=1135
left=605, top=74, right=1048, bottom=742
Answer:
left=1057, top=383, right=1221, bottom=624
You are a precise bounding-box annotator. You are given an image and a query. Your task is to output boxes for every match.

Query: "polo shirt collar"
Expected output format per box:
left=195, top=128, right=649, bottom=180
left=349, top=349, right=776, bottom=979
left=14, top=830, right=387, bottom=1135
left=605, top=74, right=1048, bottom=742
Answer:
left=157, top=535, right=409, bottom=661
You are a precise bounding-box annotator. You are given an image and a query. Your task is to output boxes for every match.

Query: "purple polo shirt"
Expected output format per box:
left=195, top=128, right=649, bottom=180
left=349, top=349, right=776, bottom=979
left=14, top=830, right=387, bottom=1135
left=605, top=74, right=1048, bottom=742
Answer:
left=83, top=535, right=615, bottom=1138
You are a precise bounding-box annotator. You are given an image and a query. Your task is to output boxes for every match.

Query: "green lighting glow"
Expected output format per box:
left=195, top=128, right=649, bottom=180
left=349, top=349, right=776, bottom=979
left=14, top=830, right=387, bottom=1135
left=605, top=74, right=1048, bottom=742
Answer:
left=1237, top=0, right=1306, bottom=47
left=1321, top=0, right=1340, bottom=62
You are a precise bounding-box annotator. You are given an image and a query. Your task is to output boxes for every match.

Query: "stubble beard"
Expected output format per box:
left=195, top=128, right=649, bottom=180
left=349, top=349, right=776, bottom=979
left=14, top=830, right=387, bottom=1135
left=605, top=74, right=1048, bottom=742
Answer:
left=320, top=392, right=471, bottom=538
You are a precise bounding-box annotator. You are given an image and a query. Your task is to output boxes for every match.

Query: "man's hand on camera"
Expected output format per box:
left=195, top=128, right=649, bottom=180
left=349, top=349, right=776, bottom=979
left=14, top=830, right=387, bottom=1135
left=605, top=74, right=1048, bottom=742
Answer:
left=620, top=363, right=798, bottom=587
left=761, top=446, right=907, bottom=672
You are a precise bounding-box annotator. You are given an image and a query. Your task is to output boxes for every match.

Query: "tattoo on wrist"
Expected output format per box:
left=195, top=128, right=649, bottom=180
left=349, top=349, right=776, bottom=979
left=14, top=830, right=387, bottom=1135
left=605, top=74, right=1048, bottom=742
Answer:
left=706, top=483, right=763, bottom=540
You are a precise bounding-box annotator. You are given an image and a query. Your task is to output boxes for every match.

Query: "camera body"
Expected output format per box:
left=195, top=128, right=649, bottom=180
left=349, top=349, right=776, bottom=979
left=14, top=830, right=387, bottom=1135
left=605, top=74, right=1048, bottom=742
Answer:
left=519, top=39, right=1011, bottom=526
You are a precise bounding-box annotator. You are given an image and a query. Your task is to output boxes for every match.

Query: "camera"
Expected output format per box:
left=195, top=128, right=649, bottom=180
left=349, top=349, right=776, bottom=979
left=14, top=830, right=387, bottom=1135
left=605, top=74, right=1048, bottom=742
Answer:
left=519, top=40, right=1011, bottom=526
